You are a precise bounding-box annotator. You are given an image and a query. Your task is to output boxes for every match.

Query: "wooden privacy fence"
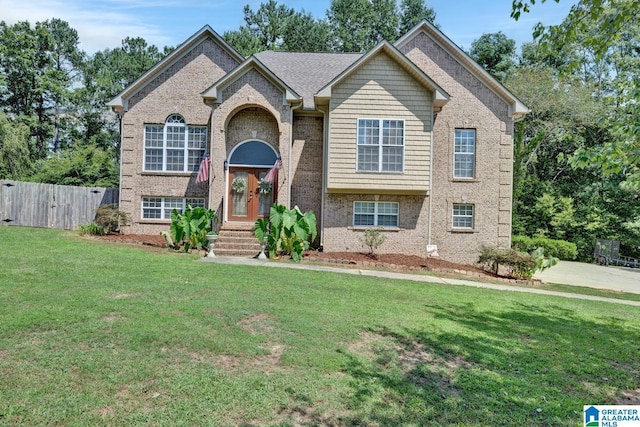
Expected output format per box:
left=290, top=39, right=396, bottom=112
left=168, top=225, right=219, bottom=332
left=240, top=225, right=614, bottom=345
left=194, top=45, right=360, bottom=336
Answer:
left=0, top=180, right=119, bottom=230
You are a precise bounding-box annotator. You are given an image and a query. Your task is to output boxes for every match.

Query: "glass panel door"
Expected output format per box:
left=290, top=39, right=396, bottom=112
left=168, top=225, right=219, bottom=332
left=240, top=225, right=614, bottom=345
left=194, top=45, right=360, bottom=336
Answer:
left=257, top=171, right=273, bottom=217
left=231, top=170, right=248, bottom=217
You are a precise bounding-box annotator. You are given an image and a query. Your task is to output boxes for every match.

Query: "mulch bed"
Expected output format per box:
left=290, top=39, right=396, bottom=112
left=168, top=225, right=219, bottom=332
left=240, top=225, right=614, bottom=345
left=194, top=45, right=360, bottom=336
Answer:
left=93, top=234, right=538, bottom=284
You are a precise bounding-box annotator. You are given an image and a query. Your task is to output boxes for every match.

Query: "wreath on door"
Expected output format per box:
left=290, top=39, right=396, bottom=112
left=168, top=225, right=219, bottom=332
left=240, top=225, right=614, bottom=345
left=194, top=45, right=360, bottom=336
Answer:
left=231, top=177, right=247, bottom=194
left=258, top=179, right=272, bottom=194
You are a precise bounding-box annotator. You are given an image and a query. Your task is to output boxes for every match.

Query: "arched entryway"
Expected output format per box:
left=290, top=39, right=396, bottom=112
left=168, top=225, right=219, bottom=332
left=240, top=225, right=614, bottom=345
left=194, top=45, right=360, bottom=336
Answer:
left=226, top=140, right=279, bottom=222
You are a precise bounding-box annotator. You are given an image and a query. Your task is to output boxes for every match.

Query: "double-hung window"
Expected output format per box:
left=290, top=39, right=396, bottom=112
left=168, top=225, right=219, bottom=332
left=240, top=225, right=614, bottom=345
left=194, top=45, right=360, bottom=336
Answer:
left=454, top=129, right=475, bottom=178
left=142, top=197, right=206, bottom=220
left=452, top=204, right=474, bottom=229
left=144, top=114, right=207, bottom=172
left=357, top=119, right=404, bottom=172
left=353, top=201, right=399, bottom=227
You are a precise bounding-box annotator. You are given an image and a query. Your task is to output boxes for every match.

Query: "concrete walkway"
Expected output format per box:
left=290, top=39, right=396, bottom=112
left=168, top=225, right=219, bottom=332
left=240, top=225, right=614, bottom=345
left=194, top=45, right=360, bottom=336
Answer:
left=201, top=256, right=640, bottom=307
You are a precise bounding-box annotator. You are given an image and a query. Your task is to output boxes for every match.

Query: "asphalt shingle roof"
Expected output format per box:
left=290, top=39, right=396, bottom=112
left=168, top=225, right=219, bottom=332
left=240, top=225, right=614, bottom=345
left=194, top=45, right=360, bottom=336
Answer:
left=254, top=51, right=363, bottom=110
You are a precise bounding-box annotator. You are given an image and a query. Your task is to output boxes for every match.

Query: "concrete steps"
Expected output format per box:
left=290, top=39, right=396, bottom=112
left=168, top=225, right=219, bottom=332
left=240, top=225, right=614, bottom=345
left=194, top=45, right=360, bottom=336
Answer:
left=214, top=222, right=261, bottom=257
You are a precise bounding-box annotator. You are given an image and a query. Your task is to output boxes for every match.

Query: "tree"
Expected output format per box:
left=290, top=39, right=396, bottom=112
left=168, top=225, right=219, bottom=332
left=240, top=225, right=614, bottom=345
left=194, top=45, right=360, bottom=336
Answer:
left=32, top=145, right=119, bottom=187
left=224, top=26, right=265, bottom=57
left=0, top=19, right=83, bottom=159
left=0, top=111, right=31, bottom=179
left=281, top=12, right=331, bottom=52
left=41, top=19, right=84, bottom=152
left=327, top=0, right=398, bottom=52
left=511, top=0, right=640, bottom=189
left=0, top=20, right=52, bottom=159
left=224, top=1, right=330, bottom=55
left=469, top=32, right=517, bottom=82
left=399, top=0, right=438, bottom=34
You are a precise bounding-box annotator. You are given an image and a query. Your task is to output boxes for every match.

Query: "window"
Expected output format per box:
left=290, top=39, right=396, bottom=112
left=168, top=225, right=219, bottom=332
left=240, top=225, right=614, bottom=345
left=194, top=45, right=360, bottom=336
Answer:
left=141, top=197, right=206, bottom=220
left=454, top=129, right=475, bottom=178
left=144, top=114, right=207, bottom=172
left=357, top=119, right=404, bottom=172
left=452, top=204, right=474, bottom=229
left=354, top=201, right=399, bottom=227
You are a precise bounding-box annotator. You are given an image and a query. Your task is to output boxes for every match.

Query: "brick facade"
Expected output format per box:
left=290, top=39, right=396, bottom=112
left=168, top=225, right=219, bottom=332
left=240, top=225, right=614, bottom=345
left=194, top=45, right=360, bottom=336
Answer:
left=399, top=32, right=514, bottom=263
left=112, top=24, right=525, bottom=265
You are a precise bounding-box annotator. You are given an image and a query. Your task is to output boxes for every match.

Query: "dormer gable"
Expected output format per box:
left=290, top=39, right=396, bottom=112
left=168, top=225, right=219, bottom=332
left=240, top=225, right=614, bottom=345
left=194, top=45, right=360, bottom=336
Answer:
left=201, top=56, right=301, bottom=107
left=316, top=40, right=449, bottom=114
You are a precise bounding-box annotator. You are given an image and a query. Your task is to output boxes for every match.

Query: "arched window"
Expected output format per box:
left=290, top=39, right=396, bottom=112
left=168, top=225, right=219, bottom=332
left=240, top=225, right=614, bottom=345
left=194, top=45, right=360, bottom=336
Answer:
left=144, top=114, right=207, bottom=172
left=228, top=140, right=278, bottom=167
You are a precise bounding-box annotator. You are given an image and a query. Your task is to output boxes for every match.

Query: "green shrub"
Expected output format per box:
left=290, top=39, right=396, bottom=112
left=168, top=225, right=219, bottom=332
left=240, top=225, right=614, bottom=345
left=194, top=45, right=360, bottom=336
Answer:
left=95, top=204, right=130, bottom=234
left=478, top=246, right=538, bottom=279
left=79, top=222, right=105, bottom=236
left=511, top=235, right=577, bottom=260
left=254, top=204, right=317, bottom=262
left=162, top=205, right=217, bottom=252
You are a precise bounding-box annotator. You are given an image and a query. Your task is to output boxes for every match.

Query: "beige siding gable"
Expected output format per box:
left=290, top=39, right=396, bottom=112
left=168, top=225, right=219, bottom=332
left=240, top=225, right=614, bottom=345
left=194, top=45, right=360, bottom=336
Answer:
left=328, top=52, right=433, bottom=194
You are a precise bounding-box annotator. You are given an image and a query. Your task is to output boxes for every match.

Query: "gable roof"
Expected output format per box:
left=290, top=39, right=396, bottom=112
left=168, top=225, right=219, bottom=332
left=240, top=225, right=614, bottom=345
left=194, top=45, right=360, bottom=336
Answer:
left=395, top=20, right=529, bottom=119
left=315, top=41, right=450, bottom=110
left=253, top=51, right=363, bottom=110
left=201, top=55, right=302, bottom=106
left=108, top=25, right=244, bottom=113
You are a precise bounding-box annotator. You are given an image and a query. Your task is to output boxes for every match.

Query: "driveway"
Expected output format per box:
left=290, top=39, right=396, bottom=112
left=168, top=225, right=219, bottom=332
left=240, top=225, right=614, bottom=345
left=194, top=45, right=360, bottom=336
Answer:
left=534, top=261, right=640, bottom=294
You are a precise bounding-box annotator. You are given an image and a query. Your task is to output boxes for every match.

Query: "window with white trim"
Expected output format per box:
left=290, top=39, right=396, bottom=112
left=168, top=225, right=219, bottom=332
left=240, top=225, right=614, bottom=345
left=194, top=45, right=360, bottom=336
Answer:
left=454, top=129, right=475, bottom=178
left=452, top=204, right=474, bottom=229
left=141, top=197, right=206, bottom=220
left=144, top=114, right=207, bottom=172
left=353, top=201, right=399, bottom=227
left=357, top=119, right=404, bottom=172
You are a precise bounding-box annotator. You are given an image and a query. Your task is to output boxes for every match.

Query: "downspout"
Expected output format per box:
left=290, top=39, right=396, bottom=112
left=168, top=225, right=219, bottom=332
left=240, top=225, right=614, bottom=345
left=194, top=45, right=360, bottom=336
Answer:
left=116, top=111, right=124, bottom=216
left=317, top=104, right=329, bottom=250
left=427, top=106, right=435, bottom=248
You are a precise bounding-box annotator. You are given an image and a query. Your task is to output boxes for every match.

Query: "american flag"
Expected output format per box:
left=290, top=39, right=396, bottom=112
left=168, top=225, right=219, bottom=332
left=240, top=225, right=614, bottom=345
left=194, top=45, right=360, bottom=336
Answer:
left=263, top=158, right=282, bottom=183
left=196, top=152, right=211, bottom=184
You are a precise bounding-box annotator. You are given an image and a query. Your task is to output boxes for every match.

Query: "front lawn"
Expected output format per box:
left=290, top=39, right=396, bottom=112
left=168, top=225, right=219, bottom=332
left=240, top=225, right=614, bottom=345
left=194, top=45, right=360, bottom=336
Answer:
left=1, top=227, right=638, bottom=426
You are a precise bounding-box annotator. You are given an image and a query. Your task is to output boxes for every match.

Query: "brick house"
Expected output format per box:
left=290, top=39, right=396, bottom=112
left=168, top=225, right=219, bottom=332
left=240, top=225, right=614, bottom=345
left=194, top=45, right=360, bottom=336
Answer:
left=109, top=21, right=528, bottom=264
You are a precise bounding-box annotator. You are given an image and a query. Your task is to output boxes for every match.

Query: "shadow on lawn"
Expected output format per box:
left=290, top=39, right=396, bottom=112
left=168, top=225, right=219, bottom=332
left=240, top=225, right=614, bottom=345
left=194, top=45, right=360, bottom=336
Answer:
left=337, top=303, right=640, bottom=426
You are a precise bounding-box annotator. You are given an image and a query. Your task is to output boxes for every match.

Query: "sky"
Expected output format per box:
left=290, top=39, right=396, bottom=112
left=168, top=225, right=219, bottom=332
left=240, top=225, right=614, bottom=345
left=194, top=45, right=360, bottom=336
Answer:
left=0, top=0, right=578, bottom=54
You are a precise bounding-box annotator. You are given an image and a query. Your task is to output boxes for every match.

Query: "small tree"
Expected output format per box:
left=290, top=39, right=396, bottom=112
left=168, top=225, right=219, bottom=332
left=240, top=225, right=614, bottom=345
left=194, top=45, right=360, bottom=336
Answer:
left=359, top=227, right=386, bottom=257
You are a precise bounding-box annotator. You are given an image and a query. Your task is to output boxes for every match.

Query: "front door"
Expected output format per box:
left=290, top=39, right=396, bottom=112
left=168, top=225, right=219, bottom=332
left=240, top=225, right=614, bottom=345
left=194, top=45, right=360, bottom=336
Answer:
left=228, top=168, right=275, bottom=222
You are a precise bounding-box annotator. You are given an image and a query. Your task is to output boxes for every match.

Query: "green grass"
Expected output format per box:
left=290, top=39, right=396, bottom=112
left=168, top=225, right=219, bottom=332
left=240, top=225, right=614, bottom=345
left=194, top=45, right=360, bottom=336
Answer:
left=535, top=282, right=640, bottom=302
left=1, top=226, right=638, bottom=426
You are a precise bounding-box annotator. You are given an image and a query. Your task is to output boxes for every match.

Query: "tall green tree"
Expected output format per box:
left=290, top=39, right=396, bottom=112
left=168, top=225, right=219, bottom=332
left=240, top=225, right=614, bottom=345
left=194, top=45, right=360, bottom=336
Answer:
left=327, top=0, right=398, bottom=52
left=40, top=18, right=84, bottom=152
left=469, top=32, right=517, bottom=82
left=511, top=0, right=640, bottom=189
left=0, top=110, right=31, bottom=179
left=0, top=20, right=51, bottom=159
left=224, top=1, right=330, bottom=55
left=327, top=0, right=437, bottom=52
left=0, top=19, right=83, bottom=159
left=399, top=0, right=438, bottom=34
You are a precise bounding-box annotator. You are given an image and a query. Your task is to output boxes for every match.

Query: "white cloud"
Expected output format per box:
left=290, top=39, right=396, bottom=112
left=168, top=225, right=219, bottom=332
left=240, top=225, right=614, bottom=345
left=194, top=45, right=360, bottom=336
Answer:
left=0, top=0, right=173, bottom=53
